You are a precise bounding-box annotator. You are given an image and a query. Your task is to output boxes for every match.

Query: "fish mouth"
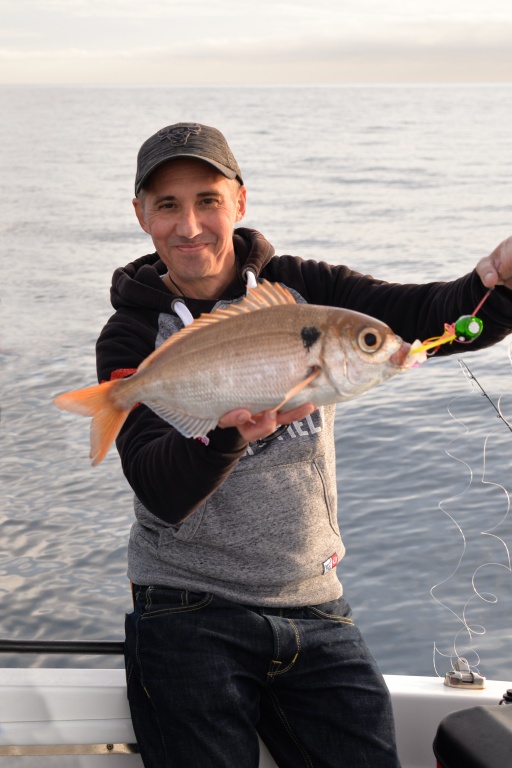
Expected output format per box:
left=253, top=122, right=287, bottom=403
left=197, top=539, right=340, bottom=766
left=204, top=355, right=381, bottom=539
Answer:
left=390, top=339, right=427, bottom=369
left=389, top=340, right=413, bottom=368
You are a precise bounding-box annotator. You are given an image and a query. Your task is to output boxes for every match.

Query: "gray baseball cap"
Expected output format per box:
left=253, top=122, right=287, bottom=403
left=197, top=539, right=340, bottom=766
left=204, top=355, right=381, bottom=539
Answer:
left=135, top=122, right=244, bottom=195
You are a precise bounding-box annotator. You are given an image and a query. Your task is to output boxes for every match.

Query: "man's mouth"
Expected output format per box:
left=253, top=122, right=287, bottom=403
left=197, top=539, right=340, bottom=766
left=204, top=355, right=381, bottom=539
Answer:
left=174, top=242, right=208, bottom=252
left=171, top=238, right=215, bottom=254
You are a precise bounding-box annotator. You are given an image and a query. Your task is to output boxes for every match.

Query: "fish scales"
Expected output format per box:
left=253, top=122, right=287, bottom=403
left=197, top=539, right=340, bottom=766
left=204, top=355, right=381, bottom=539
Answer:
left=120, top=304, right=326, bottom=417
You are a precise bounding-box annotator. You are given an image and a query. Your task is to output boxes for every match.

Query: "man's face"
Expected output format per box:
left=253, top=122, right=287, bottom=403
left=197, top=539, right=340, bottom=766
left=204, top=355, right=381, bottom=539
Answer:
left=133, top=158, right=247, bottom=299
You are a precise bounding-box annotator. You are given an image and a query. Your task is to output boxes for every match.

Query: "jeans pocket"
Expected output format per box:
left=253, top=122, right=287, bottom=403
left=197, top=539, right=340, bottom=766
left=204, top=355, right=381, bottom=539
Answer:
left=305, top=596, right=354, bottom=623
left=138, top=586, right=213, bottom=619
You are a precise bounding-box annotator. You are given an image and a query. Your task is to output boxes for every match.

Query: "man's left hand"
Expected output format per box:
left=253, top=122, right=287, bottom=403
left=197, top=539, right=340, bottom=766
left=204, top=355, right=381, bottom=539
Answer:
left=219, top=403, right=316, bottom=443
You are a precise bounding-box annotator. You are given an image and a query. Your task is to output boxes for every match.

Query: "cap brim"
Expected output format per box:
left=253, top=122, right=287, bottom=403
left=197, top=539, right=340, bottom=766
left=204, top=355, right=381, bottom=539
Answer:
left=136, top=153, right=241, bottom=195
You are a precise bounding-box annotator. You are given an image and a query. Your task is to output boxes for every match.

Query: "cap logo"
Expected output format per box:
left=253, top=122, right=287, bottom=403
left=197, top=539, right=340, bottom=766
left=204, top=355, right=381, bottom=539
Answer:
left=158, top=123, right=201, bottom=147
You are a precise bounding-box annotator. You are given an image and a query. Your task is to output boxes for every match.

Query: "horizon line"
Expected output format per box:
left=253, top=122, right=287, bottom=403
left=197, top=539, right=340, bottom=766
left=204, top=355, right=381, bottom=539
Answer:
left=1, top=81, right=512, bottom=88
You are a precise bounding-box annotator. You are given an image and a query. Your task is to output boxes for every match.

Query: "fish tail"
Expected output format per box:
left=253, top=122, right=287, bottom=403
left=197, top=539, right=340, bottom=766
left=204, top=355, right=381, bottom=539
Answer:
left=54, top=380, right=130, bottom=466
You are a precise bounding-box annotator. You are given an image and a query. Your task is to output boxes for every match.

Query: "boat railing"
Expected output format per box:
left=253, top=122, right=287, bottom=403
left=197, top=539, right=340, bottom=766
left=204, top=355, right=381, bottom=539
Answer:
left=0, top=639, right=124, bottom=655
left=0, top=639, right=140, bottom=759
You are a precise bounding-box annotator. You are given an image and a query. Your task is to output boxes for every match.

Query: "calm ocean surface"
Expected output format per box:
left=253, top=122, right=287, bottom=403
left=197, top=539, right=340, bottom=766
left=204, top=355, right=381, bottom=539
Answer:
left=1, top=84, right=511, bottom=681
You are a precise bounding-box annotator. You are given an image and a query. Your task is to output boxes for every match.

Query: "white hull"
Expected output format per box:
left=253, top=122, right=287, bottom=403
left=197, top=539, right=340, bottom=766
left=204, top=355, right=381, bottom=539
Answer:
left=0, top=668, right=510, bottom=766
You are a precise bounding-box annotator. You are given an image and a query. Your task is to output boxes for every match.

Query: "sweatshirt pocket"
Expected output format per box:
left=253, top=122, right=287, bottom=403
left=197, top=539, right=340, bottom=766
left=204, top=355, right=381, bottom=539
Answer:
left=157, top=454, right=342, bottom=587
left=312, top=454, right=339, bottom=536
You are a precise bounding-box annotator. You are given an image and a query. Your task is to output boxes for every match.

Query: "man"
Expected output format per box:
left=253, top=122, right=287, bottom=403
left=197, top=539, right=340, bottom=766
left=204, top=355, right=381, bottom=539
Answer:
left=96, top=122, right=512, bottom=767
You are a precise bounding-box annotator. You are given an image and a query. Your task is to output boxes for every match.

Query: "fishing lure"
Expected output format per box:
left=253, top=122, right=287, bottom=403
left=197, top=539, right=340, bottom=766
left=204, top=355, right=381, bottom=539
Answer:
left=410, top=289, right=493, bottom=356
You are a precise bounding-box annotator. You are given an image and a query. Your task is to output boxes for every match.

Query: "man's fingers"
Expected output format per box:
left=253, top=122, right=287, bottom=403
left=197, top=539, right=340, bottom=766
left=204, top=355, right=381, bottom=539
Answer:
left=476, top=236, right=512, bottom=289
left=219, top=403, right=317, bottom=441
left=274, top=403, right=316, bottom=425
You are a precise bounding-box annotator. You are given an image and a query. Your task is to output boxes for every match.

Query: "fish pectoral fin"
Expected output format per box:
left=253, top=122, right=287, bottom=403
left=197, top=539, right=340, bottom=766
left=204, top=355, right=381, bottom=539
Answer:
left=146, top=402, right=218, bottom=439
left=269, top=367, right=321, bottom=413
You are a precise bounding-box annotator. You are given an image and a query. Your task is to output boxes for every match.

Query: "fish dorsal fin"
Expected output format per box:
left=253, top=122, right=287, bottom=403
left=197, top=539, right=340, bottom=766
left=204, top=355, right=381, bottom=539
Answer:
left=197, top=279, right=296, bottom=323
left=138, top=280, right=296, bottom=372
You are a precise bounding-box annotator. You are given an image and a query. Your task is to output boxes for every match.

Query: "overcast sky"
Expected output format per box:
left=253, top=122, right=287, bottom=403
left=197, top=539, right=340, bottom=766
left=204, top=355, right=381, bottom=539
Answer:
left=2, top=0, right=512, bottom=85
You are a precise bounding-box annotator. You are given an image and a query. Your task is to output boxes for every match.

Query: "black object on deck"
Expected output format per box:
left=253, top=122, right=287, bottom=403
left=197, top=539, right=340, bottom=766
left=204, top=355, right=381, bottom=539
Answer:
left=434, top=698, right=512, bottom=768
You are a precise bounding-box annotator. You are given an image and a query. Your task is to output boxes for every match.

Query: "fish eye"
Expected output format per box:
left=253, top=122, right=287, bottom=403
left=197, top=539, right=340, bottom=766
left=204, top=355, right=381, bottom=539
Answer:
left=357, top=327, right=383, bottom=353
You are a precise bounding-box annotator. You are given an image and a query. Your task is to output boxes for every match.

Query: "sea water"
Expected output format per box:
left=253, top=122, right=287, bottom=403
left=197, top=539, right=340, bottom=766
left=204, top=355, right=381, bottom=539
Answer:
left=1, top=84, right=511, bottom=680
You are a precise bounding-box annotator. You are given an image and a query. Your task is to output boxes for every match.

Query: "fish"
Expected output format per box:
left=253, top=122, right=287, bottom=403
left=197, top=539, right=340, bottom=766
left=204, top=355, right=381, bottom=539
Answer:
left=54, top=280, right=425, bottom=465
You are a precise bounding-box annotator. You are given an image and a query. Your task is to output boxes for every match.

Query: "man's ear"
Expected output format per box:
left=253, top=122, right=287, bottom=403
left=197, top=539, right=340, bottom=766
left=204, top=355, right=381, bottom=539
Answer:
left=133, top=197, right=150, bottom=234
left=235, top=186, right=247, bottom=222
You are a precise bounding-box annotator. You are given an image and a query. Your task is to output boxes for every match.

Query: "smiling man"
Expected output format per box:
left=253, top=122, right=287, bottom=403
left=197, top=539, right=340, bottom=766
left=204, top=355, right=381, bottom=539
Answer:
left=133, top=157, right=247, bottom=299
left=96, top=122, right=512, bottom=768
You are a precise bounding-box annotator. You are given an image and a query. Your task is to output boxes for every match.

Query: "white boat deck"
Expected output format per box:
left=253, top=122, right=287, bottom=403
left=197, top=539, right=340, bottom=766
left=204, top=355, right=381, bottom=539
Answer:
left=0, top=668, right=509, bottom=766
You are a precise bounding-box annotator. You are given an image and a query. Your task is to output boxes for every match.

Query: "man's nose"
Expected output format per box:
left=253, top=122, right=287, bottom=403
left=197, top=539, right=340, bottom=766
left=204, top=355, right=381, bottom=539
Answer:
left=175, top=207, right=201, bottom=238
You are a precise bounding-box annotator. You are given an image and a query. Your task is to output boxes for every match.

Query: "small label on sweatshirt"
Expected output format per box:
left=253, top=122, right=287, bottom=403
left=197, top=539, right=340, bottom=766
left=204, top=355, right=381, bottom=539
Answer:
left=322, top=552, right=339, bottom=574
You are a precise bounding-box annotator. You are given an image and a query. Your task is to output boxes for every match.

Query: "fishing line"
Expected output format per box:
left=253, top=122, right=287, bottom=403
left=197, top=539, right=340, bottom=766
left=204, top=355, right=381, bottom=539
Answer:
left=430, top=349, right=512, bottom=679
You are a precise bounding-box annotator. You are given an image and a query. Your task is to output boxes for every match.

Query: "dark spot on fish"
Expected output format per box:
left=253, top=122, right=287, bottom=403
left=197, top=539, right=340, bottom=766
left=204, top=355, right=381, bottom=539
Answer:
left=301, top=326, right=321, bottom=351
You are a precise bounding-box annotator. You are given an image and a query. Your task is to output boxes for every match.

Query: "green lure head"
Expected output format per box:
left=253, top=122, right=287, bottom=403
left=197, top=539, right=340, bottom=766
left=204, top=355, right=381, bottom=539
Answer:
left=454, top=315, right=483, bottom=342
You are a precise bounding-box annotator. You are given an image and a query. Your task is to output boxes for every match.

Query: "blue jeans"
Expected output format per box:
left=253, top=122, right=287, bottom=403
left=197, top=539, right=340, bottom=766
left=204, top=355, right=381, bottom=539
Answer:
left=125, top=586, right=401, bottom=768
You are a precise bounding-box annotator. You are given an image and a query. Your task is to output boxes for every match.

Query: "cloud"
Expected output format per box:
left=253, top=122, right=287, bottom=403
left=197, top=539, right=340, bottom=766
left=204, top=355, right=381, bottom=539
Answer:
left=2, top=38, right=512, bottom=85
left=1, top=1, right=512, bottom=83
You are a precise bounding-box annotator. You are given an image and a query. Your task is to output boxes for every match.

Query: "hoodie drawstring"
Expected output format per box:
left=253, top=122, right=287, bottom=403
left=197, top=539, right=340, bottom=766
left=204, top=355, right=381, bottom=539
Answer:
left=245, top=270, right=258, bottom=292
left=171, top=269, right=259, bottom=328
left=171, top=298, right=195, bottom=328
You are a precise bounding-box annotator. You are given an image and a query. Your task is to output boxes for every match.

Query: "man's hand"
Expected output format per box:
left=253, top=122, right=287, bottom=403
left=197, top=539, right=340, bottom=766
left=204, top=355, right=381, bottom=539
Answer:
left=476, top=236, right=512, bottom=290
left=219, top=403, right=316, bottom=442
